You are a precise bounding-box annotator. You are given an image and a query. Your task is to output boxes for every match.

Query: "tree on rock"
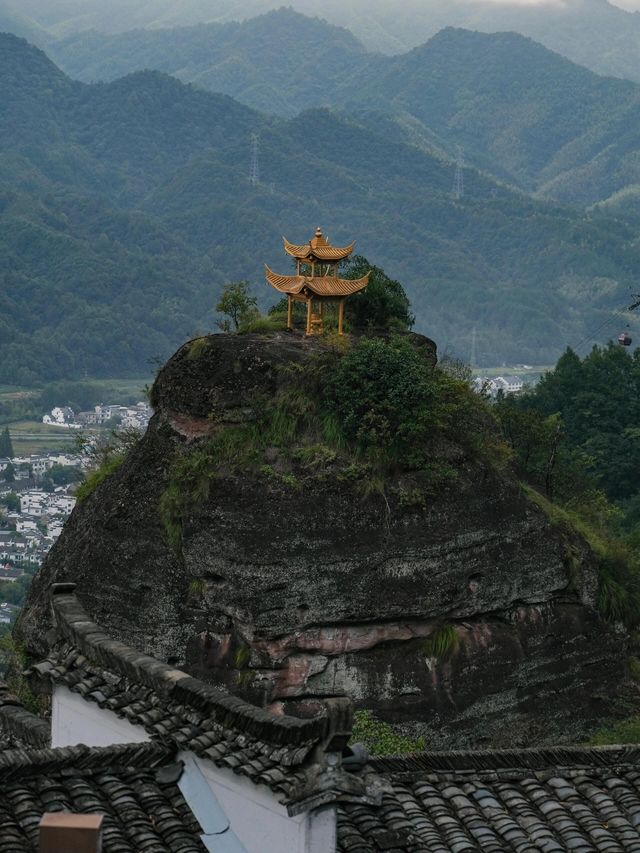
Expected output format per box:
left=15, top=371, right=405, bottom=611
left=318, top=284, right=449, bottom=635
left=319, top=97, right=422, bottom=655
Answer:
left=216, top=281, right=258, bottom=332
left=344, top=255, right=414, bottom=330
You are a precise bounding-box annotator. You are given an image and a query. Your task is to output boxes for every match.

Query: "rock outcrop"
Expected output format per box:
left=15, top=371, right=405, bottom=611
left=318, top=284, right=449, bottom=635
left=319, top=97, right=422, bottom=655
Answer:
left=16, top=332, right=626, bottom=749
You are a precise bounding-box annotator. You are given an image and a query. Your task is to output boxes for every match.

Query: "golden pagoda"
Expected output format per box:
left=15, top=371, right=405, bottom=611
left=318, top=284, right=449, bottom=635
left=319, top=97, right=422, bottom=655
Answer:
left=265, top=227, right=369, bottom=335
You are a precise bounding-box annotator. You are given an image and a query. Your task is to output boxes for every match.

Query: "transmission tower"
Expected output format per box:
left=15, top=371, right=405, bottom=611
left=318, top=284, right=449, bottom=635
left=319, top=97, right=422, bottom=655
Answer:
left=249, top=133, right=260, bottom=186
left=452, top=146, right=464, bottom=200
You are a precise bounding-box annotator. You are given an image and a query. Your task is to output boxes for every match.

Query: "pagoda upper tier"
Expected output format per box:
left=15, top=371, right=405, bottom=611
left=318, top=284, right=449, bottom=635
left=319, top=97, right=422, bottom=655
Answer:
left=283, top=227, right=355, bottom=262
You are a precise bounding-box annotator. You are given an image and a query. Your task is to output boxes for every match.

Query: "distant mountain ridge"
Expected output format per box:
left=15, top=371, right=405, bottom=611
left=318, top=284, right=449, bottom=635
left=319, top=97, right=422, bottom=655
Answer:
left=43, top=13, right=640, bottom=210
left=6, top=0, right=640, bottom=84
left=47, top=9, right=369, bottom=118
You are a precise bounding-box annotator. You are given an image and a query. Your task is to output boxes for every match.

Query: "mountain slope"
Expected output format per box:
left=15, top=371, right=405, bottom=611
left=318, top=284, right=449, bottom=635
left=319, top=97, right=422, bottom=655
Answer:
left=2, top=32, right=640, bottom=381
left=340, top=28, right=640, bottom=206
left=47, top=9, right=369, bottom=118
left=45, top=14, right=640, bottom=208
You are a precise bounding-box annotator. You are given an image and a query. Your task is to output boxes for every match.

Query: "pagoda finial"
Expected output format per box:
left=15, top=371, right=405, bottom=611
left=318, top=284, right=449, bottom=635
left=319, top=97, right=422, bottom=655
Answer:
left=315, top=226, right=322, bottom=237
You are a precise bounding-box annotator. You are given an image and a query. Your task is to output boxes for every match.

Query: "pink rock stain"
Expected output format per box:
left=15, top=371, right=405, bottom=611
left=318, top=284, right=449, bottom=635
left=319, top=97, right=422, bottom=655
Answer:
left=254, top=622, right=435, bottom=660
left=168, top=410, right=216, bottom=439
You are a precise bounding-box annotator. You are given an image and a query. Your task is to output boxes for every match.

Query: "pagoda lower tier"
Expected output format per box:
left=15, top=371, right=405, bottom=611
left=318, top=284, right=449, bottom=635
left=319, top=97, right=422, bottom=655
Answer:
left=265, top=267, right=369, bottom=298
left=265, top=265, right=370, bottom=335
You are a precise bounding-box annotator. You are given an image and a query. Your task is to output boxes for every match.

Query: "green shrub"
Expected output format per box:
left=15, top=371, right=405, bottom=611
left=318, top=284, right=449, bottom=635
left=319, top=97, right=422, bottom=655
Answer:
left=590, top=716, right=640, bottom=745
left=238, top=313, right=287, bottom=334
left=343, top=255, right=414, bottom=330
left=322, top=335, right=482, bottom=467
left=351, top=710, right=425, bottom=756
left=233, top=645, right=251, bottom=668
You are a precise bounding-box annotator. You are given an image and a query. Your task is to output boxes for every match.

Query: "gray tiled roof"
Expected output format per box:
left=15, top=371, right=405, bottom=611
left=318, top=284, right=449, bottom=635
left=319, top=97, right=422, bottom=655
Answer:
left=29, top=584, right=379, bottom=815
left=27, top=584, right=640, bottom=850
left=338, top=749, right=640, bottom=852
left=0, top=740, right=206, bottom=852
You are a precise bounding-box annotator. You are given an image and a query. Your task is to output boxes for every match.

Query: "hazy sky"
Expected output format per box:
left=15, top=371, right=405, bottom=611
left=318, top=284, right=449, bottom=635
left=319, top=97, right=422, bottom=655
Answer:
left=477, top=0, right=640, bottom=6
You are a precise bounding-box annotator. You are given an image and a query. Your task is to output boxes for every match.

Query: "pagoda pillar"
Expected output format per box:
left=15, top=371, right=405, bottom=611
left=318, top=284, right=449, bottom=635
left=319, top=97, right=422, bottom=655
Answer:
left=338, top=300, right=344, bottom=336
left=306, top=298, right=312, bottom=336
left=287, top=295, right=293, bottom=330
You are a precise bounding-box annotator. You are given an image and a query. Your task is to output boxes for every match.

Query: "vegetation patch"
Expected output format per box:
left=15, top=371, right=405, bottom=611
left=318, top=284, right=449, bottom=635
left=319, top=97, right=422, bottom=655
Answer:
left=0, top=636, right=48, bottom=715
left=186, top=337, right=210, bottom=359
left=351, top=709, right=425, bottom=756
left=159, top=335, right=503, bottom=546
left=590, top=715, right=640, bottom=746
left=523, top=485, right=640, bottom=625
left=75, top=454, right=126, bottom=503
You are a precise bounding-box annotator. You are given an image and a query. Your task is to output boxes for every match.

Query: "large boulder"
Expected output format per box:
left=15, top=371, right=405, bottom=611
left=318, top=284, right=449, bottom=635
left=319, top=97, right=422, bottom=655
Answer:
left=16, top=331, right=626, bottom=748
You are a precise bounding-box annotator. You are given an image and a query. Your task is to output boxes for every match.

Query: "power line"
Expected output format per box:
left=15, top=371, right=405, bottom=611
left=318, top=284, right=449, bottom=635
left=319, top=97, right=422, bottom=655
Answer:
left=249, top=133, right=260, bottom=186
left=452, top=145, right=464, bottom=200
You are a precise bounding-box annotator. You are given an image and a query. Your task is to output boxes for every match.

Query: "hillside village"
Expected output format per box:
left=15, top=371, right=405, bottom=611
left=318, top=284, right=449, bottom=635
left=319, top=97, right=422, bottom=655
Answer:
left=0, top=401, right=152, bottom=638
left=42, top=401, right=152, bottom=430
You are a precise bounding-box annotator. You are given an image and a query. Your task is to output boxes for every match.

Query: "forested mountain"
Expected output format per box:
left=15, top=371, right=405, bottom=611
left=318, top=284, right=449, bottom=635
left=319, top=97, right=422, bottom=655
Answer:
left=342, top=28, right=640, bottom=209
left=46, top=13, right=640, bottom=211
left=2, top=32, right=640, bottom=382
left=47, top=9, right=369, bottom=118
left=7, top=0, right=640, bottom=84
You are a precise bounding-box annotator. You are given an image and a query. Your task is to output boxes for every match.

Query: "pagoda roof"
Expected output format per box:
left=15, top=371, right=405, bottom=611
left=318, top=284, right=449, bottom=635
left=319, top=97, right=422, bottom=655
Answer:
left=265, top=265, right=370, bottom=297
left=283, top=228, right=355, bottom=262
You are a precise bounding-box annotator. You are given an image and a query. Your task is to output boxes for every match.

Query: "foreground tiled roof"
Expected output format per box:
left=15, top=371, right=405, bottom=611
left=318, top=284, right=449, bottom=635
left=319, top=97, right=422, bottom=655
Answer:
left=339, top=747, right=640, bottom=852
left=0, top=741, right=205, bottom=852
left=30, top=584, right=378, bottom=815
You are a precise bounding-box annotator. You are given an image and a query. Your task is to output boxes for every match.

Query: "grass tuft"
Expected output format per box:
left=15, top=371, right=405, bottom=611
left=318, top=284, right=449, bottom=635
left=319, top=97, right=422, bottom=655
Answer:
left=421, top=624, right=459, bottom=659
left=76, top=454, right=125, bottom=503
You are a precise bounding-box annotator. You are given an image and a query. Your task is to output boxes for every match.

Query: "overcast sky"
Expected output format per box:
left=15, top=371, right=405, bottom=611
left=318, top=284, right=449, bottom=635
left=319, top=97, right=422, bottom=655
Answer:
left=477, top=0, right=640, bottom=7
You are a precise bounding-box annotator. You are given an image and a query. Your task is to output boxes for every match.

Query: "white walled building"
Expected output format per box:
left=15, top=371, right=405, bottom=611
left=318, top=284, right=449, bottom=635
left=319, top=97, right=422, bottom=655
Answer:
left=5, top=586, right=640, bottom=851
left=26, top=584, right=377, bottom=853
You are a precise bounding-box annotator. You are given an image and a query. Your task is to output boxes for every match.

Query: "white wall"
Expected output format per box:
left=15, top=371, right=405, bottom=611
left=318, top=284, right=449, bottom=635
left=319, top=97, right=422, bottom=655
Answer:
left=52, top=685, right=337, bottom=853
left=192, top=754, right=336, bottom=853
left=52, top=684, right=150, bottom=748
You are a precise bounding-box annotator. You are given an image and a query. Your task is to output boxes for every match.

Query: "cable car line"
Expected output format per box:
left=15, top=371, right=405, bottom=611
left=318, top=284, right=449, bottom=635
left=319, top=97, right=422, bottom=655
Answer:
left=570, top=293, right=640, bottom=354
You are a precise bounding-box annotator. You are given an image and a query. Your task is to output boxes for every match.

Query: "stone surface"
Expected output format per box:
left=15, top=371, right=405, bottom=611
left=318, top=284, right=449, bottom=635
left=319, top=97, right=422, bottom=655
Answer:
left=16, top=331, right=627, bottom=749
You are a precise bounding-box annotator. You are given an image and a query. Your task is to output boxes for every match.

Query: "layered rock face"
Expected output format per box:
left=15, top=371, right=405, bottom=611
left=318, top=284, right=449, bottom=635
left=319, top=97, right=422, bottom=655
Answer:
left=17, top=332, right=625, bottom=748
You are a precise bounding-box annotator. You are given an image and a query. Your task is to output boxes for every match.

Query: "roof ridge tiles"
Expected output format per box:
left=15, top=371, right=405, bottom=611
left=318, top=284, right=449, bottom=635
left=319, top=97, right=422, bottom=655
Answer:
left=371, top=744, right=640, bottom=776
left=0, top=741, right=171, bottom=782
left=50, top=585, right=332, bottom=748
